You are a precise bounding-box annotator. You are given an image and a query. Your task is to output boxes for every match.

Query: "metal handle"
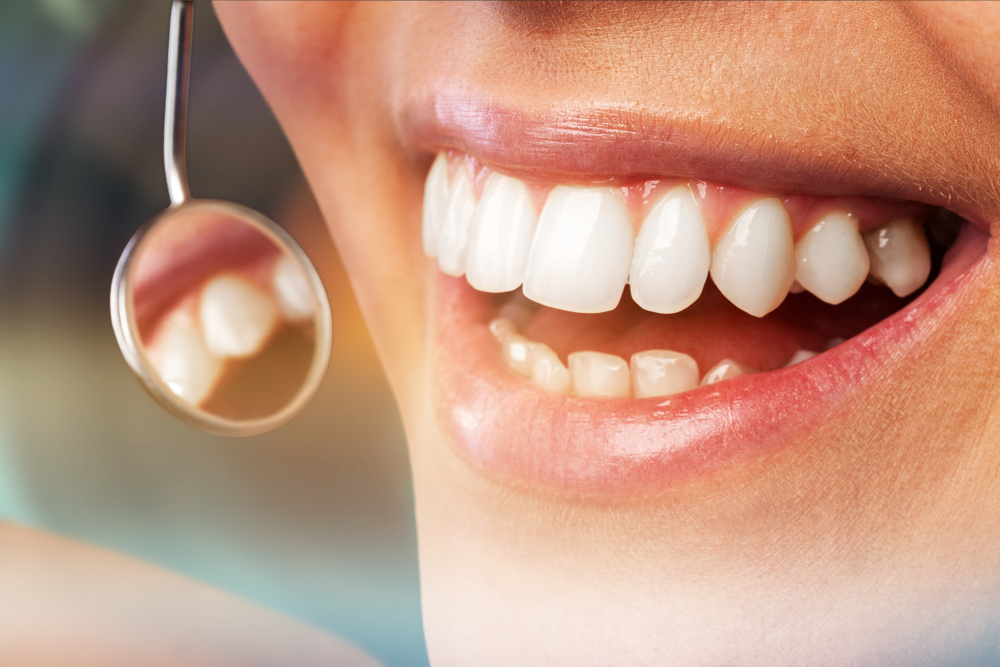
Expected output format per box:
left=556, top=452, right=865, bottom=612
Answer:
left=164, top=0, right=194, bottom=205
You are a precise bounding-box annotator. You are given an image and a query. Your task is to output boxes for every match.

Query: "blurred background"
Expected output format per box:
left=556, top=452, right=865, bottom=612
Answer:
left=0, top=1, right=427, bottom=665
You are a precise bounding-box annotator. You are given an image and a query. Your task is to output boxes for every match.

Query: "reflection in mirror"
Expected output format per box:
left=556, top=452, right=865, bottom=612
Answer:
left=112, top=200, right=332, bottom=435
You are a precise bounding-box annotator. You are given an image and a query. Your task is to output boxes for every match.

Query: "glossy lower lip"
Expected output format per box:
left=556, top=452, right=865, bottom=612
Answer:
left=431, top=227, right=989, bottom=496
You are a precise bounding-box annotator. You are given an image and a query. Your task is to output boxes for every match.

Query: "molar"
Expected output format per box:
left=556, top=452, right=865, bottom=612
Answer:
left=523, top=186, right=634, bottom=313
left=794, top=211, right=870, bottom=305
left=629, top=186, right=711, bottom=314
left=568, top=351, right=631, bottom=398
left=421, top=153, right=449, bottom=258
left=709, top=198, right=796, bottom=318
left=700, top=359, right=756, bottom=386
left=863, top=217, right=931, bottom=297
left=465, top=173, right=539, bottom=293
left=502, top=333, right=536, bottom=378
left=437, top=169, right=477, bottom=277
left=630, top=350, right=700, bottom=398
left=199, top=274, right=279, bottom=358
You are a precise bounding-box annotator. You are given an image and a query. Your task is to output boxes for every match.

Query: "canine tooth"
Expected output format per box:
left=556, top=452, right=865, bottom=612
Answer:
left=489, top=317, right=519, bottom=343
left=465, top=173, right=539, bottom=292
left=422, top=153, right=449, bottom=257
left=863, top=218, right=931, bottom=297
left=147, top=309, right=223, bottom=406
left=530, top=343, right=571, bottom=395
left=786, top=349, right=818, bottom=366
left=271, top=255, right=315, bottom=323
left=700, top=359, right=756, bottom=386
left=795, top=212, right=870, bottom=305
left=629, top=186, right=711, bottom=314
left=437, top=170, right=477, bottom=277
left=630, top=350, right=700, bottom=398
left=710, top=198, right=795, bottom=317
left=199, top=274, right=279, bottom=358
left=523, top=186, right=634, bottom=313
left=568, top=351, right=631, bottom=398
left=502, top=334, right=535, bottom=378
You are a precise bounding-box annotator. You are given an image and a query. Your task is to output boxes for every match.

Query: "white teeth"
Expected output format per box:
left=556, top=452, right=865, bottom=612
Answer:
left=710, top=198, right=795, bottom=318
left=863, top=218, right=931, bottom=297
left=629, top=350, right=700, bottom=398
left=629, top=186, right=711, bottom=314
left=421, top=153, right=449, bottom=258
left=271, top=255, right=315, bottom=323
left=437, top=169, right=478, bottom=277
left=523, top=186, right=634, bottom=313
left=568, top=351, right=631, bottom=398
left=199, top=274, right=279, bottom=359
left=794, top=212, right=870, bottom=305
left=529, top=343, right=571, bottom=395
left=786, top=349, right=818, bottom=366
left=465, top=173, right=539, bottom=293
left=502, top=334, right=536, bottom=378
left=489, top=317, right=518, bottom=343
left=147, top=309, right=224, bottom=406
left=700, top=359, right=755, bottom=386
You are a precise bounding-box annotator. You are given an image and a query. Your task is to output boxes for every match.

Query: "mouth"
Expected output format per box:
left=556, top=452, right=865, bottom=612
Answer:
left=405, top=100, right=992, bottom=496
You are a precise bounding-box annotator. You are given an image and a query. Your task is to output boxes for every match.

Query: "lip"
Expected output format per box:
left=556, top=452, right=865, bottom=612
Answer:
left=402, top=89, right=996, bottom=496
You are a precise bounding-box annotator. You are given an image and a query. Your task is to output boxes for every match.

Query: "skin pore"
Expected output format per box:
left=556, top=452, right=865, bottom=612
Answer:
left=216, top=2, right=1000, bottom=665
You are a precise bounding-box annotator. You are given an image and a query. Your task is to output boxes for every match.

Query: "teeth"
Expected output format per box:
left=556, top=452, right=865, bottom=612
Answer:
left=794, top=212, right=870, bottom=305
left=497, top=292, right=538, bottom=330
left=147, top=309, right=224, bottom=406
left=630, top=350, right=700, bottom=398
left=700, top=359, right=756, bottom=386
left=489, top=317, right=518, bottom=343
left=709, top=198, right=795, bottom=318
left=523, top=186, right=634, bottom=313
left=271, top=255, right=315, bottom=323
left=629, top=186, right=711, bottom=314
left=786, top=349, right=818, bottom=366
left=501, top=334, right=536, bottom=378
left=568, top=351, right=632, bottom=398
left=437, top=169, right=478, bottom=277
left=465, top=173, right=539, bottom=293
left=421, top=153, right=449, bottom=258
left=529, top=343, right=571, bottom=395
left=863, top=218, right=931, bottom=297
left=199, top=274, right=279, bottom=358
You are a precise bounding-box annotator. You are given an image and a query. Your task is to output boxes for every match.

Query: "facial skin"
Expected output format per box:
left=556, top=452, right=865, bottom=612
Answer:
left=215, top=2, right=1000, bottom=664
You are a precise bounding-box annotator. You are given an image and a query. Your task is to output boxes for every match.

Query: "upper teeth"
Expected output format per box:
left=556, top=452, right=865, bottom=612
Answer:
left=422, top=152, right=934, bottom=316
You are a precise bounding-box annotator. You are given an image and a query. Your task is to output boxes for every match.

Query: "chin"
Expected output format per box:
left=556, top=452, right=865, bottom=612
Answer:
left=216, top=2, right=1000, bottom=665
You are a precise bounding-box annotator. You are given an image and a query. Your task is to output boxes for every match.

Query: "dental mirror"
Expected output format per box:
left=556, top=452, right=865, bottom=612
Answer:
left=110, top=0, right=332, bottom=436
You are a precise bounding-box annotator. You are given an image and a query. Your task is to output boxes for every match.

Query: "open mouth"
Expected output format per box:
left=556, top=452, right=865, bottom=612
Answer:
left=414, top=130, right=990, bottom=495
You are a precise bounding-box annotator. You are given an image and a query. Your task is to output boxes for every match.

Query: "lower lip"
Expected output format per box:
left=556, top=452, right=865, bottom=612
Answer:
left=431, top=246, right=985, bottom=496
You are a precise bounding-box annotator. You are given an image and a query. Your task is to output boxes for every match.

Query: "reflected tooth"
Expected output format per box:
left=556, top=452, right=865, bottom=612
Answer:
left=465, top=173, right=539, bottom=292
left=630, top=350, right=700, bottom=398
left=795, top=212, right=870, bottom=305
left=523, top=186, right=634, bottom=313
left=700, top=359, right=756, bottom=386
left=786, top=349, right=818, bottom=366
left=710, top=198, right=795, bottom=317
left=271, top=255, right=315, bottom=323
left=502, top=334, right=535, bottom=378
left=148, top=309, right=224, bottom=406
left=199, top=274, right=279, bottom=358
left=489, top=317, right=519, bottom=343
left=422, top=153, right=449, bottom=257
left=530, top=343, right=571, bottom=395
left=629, top=186, right=711, bottom=314
left=568, top=351, right=631, bottom=398
left=863, top=218, right=931, bottom=297
left=437, top=169, right=477, bottom=277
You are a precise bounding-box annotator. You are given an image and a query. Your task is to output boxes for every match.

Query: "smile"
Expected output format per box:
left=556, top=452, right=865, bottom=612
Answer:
left=408, top=102, right=991, bottom=495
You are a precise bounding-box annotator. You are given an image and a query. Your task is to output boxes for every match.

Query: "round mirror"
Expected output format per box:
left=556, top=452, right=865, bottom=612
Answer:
left=111, top=199, right=332, bottom=436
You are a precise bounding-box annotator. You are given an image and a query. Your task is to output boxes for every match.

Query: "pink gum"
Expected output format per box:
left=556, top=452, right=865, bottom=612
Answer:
left=445, top=151, right=932, bottom=243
